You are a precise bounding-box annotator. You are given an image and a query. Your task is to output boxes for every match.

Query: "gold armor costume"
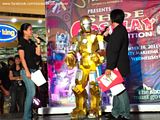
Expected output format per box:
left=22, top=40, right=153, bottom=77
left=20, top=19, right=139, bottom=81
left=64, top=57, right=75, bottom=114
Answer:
left=65, top=16, right=105, bottom=119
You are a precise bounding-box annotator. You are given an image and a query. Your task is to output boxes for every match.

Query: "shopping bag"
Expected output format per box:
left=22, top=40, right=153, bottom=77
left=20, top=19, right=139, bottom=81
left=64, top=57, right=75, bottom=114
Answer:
left=31, top=70, right=46, bottom=86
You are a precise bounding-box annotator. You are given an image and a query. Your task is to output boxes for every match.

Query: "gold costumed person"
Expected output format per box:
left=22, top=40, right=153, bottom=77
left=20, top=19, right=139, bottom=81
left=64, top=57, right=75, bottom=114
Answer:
left=65, top=15, right=105, bottom=119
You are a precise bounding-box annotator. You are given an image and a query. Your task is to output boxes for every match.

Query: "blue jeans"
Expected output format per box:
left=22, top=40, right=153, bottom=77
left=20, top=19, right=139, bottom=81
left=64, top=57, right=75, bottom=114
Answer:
left=21, top=69, right=36, bottom=120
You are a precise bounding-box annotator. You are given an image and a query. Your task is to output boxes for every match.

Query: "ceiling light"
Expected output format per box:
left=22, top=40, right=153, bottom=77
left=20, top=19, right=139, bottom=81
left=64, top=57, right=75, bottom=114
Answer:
left=38, top=19, right=43, bottom=24
left=11, top=18, right=17, bottom=23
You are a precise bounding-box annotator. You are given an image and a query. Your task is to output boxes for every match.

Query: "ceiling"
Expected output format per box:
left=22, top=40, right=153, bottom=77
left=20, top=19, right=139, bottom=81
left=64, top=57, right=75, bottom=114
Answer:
left=0, top=16, right=45, bottom=27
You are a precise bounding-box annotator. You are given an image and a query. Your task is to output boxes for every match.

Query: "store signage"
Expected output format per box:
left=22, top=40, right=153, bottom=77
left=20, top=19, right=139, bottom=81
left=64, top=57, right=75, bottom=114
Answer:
left=0, top=24, right=17, bottom=42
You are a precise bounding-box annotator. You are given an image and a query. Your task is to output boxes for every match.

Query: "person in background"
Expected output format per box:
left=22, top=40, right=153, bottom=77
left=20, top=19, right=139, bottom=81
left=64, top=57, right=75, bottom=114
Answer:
left=104, top=9, right=130, bottom=120
left=0, top=61, right=11, bottom=114
left=0, top=63, right=4, bottom=114
left=7, top=57, right=15, bottom=69
left=0, top=79, right=4, bottom=114
left=17, top=23, right=41, bottom=120
left=9, top=55, right=25, bottom=113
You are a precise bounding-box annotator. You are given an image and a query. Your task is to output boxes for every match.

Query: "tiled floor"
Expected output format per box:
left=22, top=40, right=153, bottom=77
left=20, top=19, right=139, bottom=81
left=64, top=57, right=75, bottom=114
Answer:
left=0, top=112, right=160, bottom=120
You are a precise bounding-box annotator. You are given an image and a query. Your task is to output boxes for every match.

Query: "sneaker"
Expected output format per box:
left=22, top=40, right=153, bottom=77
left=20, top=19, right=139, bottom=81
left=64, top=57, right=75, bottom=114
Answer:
left=119, top=116, right=130, bottom=120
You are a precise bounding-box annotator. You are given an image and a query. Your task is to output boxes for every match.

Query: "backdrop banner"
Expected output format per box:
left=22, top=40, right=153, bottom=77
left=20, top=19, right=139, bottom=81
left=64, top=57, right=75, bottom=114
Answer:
left=45, top=0, right=160, bottom=108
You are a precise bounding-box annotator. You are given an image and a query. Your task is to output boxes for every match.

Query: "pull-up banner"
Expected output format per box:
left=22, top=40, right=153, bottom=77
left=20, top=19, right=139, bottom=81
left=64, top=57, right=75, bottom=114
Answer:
left=46, top=0, right=160, bottom=108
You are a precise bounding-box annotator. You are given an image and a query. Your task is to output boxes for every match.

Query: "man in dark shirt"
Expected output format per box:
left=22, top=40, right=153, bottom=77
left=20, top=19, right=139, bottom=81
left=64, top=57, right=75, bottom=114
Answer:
left=104, top=9, right=130, bottom=120
left=0, top=62, right=11, bottom=114
left=0, top=62, right=10, bottom=94
left=0, top=76, right=3, bottom=114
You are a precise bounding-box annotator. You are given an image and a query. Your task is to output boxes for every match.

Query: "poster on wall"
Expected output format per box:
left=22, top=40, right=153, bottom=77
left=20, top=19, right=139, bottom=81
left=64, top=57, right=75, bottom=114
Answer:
left=46, top=0, right=160, bottom=108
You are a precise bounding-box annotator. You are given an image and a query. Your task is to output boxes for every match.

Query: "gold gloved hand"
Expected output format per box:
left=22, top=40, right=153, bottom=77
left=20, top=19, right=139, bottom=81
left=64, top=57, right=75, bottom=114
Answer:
left=72, top=84, right=84, bottom=94
left=65, top=52, right=76, bottom=69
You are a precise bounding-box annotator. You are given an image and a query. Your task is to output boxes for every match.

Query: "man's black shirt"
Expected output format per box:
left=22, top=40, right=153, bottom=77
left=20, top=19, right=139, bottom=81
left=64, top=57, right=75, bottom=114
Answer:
left=0, top=63, right=11, bottom=90
left=105, top=24, right=130, bottom=77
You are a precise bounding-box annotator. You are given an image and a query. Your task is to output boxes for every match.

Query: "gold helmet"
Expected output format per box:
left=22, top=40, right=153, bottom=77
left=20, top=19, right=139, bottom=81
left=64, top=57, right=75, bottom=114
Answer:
left=80, top=15, right=92, bottom=33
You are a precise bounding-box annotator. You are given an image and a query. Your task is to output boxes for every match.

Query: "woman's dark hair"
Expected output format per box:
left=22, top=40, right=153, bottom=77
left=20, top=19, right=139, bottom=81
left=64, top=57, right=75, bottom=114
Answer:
left=110, top=9, right=125, bottom=24
left=7, top=57, right=14, bottom=65
left=11, top=55, right=22, bottom=70
left=18, top=23, right=31, bottom=40
left=14, top=55, right=20, bottom=59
